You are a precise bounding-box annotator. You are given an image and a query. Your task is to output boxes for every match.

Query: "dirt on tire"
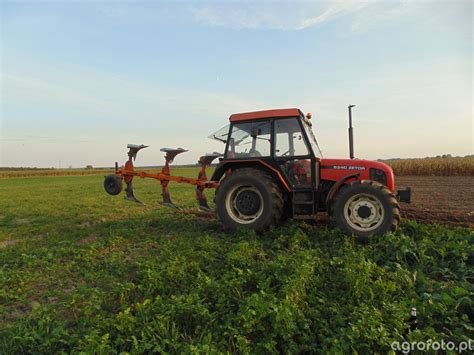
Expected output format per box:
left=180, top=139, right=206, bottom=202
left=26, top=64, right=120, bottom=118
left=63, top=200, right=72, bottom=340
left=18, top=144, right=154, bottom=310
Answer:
left=396, top=176, right=474, bottom=228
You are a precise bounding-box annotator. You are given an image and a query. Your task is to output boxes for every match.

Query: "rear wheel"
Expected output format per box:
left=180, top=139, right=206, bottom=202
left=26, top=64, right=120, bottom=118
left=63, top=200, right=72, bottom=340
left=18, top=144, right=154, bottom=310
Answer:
left=330, top=180, right=400, bottom=241
left=215, top=168, right=283, bottom=232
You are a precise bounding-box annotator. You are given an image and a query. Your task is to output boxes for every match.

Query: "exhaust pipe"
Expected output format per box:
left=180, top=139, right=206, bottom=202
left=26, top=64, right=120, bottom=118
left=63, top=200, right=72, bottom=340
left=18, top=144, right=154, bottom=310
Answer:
left=348, top=104, right=355, bottom=159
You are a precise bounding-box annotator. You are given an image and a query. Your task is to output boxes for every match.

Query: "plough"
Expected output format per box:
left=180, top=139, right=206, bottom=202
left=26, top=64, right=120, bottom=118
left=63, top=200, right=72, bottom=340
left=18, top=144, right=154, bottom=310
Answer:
left=103, top=144, right=222, bottom=211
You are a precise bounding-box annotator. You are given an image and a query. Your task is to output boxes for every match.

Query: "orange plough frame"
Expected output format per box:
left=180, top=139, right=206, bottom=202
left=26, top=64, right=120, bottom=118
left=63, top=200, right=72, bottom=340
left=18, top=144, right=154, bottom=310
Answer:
left=111, top=144, right=221, bottom=210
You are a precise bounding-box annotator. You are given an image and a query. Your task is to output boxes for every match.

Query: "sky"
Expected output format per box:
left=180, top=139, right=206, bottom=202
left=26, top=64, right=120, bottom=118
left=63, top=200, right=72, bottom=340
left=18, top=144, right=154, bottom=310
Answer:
left=1, top=0, right=472, bottom=168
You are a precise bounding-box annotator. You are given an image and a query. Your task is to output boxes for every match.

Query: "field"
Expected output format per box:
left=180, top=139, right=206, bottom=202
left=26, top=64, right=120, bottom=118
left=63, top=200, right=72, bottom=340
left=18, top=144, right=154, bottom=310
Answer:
left=397, top=176, right=474, bottom=228
left=0, top=169, right=473, bottom=353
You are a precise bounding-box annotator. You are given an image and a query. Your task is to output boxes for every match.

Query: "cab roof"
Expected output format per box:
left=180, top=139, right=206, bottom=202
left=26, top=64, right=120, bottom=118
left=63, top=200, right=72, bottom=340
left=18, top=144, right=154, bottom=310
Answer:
left=229, top=108, right=303, bottom=122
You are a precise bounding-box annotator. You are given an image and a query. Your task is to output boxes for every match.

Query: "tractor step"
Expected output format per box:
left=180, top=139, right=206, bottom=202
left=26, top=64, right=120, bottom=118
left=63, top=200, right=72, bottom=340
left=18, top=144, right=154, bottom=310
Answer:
left=292, top=189, right=316, bottom=216
left=293, top=215, right=317, bottom=220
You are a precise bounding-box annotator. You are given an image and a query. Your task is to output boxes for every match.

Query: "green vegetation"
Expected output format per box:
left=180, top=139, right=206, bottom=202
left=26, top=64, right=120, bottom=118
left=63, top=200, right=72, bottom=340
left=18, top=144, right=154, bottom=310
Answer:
left=0, top=171, right=472, bottom=353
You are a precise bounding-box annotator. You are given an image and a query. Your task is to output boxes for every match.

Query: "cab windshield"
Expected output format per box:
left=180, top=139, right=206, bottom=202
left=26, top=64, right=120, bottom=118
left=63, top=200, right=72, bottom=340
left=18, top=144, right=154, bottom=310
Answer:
left=209, top=117, right=322, bottom=159
left=301, top=118, right=322, bottom=158
left=208, top=124, right=230, bottom=144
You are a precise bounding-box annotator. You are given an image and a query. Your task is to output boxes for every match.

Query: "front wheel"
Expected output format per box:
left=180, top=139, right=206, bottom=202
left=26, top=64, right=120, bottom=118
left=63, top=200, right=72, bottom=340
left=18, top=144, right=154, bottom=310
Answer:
left=215, top=168, right=283, bottom=232
left=330, top=180, right=400, bottom=241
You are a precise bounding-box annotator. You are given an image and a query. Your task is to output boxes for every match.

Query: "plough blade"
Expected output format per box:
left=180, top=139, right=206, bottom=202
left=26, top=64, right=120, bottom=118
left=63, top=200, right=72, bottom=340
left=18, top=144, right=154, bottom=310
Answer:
left=123, top=144, right=149, bottom=205
left=127, top=144, right=149, bottom=160
left=199, top=152, right=223, bottom=167
left=159, top=192, right=181, bottom=210
left=197, top=198, right=213, bottom=212
left=159, top=147, right=188, bottom=209
left=125, top=181, right=144, bottom=205
left=196, top=152, right=223, bottom=211
left=160, top=147, right=188, bottom=163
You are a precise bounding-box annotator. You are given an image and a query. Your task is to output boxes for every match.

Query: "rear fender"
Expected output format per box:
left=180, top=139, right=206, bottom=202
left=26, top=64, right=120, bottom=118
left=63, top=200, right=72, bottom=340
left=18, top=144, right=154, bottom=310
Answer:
left=211, top=160, right=291, bottom=192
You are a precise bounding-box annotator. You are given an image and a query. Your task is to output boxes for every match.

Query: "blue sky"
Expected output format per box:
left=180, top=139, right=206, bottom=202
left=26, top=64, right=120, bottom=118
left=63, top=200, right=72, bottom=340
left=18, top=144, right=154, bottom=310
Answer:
left=1, top=0, right=472, bottom=167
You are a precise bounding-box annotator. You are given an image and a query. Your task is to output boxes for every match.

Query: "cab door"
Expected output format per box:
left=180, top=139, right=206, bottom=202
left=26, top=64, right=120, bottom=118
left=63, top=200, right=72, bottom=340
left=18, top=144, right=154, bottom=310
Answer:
left=273, top=117, right=313, bottom=189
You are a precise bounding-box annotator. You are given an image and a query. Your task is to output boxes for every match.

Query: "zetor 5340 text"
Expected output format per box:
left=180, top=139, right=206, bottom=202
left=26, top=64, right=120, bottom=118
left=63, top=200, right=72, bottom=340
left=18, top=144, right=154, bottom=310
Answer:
left=104, top=107, right=411, bottom=241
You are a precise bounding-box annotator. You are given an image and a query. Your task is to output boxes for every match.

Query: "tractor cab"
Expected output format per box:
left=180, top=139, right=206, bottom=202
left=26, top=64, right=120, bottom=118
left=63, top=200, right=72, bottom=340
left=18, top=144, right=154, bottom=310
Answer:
left=209, top=108, right=321, bottom=191
left=209, top=108, right=323, bottom=217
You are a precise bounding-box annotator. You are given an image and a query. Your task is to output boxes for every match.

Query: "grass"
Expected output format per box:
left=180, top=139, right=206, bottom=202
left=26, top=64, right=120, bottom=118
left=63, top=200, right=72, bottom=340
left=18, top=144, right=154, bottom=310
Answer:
left=0, top=170, right=472, bottom=353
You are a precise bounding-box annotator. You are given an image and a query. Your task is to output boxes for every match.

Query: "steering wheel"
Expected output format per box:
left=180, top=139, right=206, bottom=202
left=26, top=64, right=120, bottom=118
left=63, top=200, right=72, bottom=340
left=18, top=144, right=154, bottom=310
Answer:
left=280, top=150, right=291, bottom=157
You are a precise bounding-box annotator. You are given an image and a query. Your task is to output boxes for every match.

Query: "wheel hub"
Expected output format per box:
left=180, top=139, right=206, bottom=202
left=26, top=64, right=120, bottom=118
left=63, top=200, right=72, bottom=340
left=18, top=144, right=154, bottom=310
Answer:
left=343, top=193, right=384, bottom=232
left=357, top=205, right=372, bottom=219
left=235, top=190, right=261, bottom=216
left=225, top=185, right=264, bottom=224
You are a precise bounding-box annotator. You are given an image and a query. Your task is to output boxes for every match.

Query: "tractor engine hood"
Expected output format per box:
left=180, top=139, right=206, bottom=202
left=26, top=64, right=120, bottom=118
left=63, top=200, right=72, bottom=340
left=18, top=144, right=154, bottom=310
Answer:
left=320, top=158, right=395, bottom=191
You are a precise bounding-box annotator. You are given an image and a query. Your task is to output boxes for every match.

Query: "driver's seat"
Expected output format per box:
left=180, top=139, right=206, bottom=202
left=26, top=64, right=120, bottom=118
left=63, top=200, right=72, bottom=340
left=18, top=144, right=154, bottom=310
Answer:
left=248, top=148, right=262, bottom=157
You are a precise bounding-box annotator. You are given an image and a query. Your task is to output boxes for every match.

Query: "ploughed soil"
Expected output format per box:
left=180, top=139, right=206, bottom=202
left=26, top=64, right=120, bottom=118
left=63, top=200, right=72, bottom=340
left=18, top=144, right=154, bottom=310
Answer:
left=396, top=176, right=474, bottom=228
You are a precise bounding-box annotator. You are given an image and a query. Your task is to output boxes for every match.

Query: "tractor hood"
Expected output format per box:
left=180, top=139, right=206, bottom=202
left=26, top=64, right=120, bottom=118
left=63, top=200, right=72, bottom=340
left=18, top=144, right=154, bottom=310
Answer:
left=320, top=158, right=395, bottom=191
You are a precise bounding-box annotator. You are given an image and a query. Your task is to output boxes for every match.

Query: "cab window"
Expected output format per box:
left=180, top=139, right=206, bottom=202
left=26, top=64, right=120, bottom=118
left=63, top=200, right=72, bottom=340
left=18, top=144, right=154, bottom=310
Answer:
left=226, top=121, right=271, bottom=158
left=274, top=118, right=309, bottom=157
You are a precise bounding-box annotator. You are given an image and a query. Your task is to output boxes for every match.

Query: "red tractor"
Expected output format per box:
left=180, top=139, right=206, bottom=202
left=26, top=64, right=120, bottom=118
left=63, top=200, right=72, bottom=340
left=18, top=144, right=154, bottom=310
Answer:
left=104, top=106, right=411, bottom=240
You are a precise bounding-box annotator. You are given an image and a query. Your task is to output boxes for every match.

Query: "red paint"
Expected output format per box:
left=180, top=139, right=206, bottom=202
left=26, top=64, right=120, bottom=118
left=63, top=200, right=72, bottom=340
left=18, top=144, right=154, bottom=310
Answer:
left=230, top=108, right=301, bottom=122
left=223, top=159, right=291, bottom=191
left=123, top=161, right=134, bottom=183
left=222, top=158, right=394, bottom=192
left=320, top=158, right=395, bottom=191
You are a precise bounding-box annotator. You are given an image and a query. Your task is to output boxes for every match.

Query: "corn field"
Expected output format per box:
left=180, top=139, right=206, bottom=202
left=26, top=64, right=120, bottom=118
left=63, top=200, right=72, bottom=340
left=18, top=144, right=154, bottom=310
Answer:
left=384, top=156, right=474, bottom=176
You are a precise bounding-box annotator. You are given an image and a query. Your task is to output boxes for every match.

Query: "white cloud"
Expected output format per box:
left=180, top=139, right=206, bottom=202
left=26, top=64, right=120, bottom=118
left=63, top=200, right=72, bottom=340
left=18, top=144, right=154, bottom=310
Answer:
left=349, top=0, right=416, bottom=32
left=93, top=1, right=418, bottom=32
left=189, top=0, right=379, bottom=31
left=297, top=0, right=370, bottom=30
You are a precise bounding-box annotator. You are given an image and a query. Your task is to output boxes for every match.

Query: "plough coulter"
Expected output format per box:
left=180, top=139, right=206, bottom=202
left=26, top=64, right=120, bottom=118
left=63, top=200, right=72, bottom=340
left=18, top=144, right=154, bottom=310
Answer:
left=104, top=107, right=411, bottom=240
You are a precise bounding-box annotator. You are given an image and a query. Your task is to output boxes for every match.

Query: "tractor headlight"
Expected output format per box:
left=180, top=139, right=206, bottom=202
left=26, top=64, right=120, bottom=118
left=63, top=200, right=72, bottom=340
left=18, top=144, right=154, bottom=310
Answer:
left=370, top=168, right=387, bottom=186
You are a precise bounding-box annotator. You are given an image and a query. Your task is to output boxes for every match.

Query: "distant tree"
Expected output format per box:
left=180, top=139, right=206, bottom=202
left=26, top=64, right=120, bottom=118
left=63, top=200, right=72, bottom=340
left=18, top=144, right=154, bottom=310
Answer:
left=86, top=165, right=93, bottom=169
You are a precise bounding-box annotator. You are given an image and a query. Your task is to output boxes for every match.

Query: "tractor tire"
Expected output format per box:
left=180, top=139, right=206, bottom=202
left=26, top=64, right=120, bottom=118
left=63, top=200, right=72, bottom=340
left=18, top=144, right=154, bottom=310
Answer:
left=215, top=168, right=283, bottom=233
left=329, top=180, right=400, bottom=242
left=104, top=174, right=123, bottom=196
